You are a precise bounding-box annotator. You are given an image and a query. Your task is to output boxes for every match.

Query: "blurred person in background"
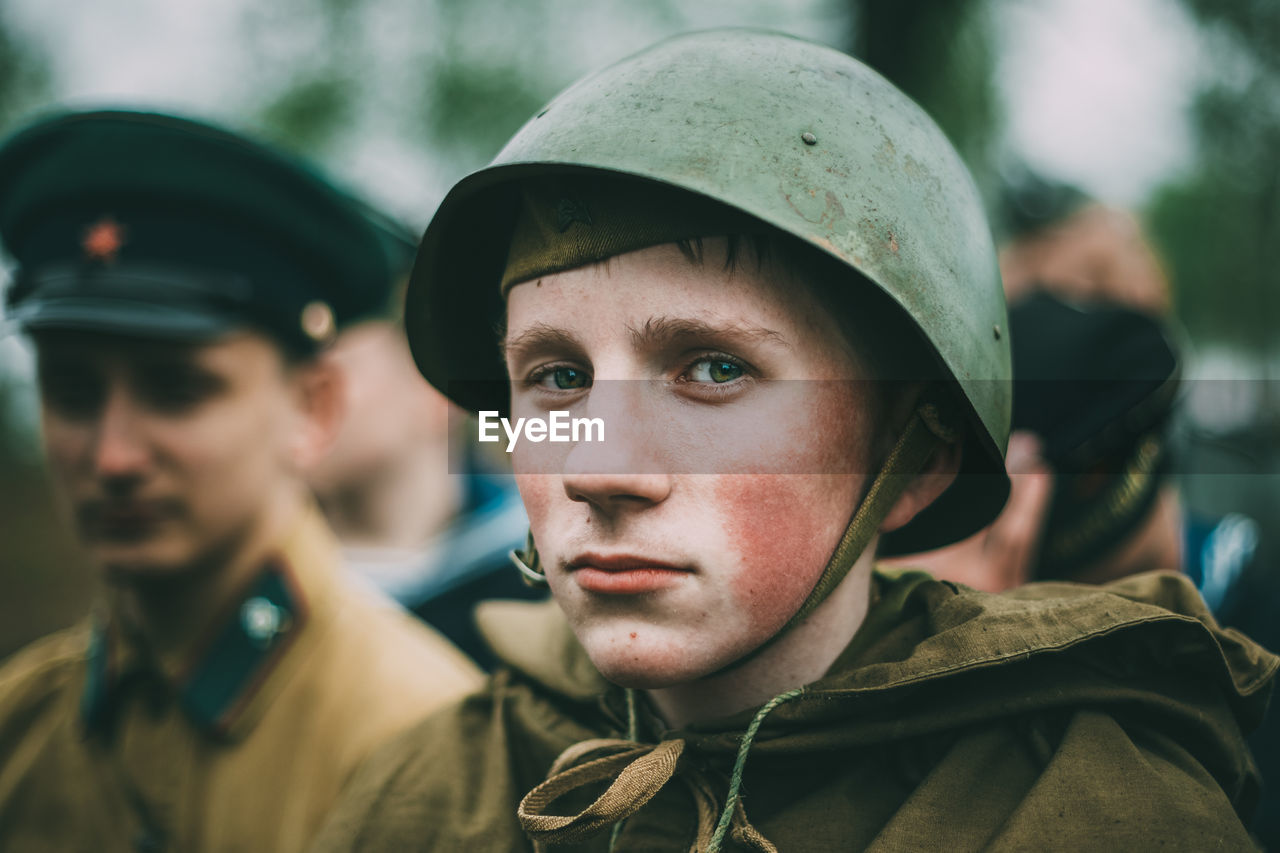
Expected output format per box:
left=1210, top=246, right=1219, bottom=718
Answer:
left=887, top=292, right=1183, bottom=591
left=889, top=173, right=1258, bottom=599
left=0, top=109, right=480, bottom=852
left=888, top=174, right=1278, bottom=846
left=998, top=175, right=1172, bottom=317
left=309, top=268, right=543, bottom=670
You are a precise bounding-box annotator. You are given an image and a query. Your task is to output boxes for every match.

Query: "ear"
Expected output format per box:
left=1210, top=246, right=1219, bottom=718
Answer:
left=286, top=352, right=346, bottom=471
left=878, top=436, right=962, bottom=534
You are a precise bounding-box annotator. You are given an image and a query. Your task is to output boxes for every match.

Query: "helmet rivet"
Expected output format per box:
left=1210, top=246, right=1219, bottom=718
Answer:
left=801, top=131, right=818, bottom=145
left=993, top=324, right=1002, bottom=340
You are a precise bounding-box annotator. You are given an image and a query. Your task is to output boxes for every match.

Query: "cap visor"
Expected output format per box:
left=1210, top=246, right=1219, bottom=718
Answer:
left=8, top=295, right=240, bottom=340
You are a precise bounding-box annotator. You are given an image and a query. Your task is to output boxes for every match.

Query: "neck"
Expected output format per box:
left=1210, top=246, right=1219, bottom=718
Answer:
left=317, top=439, right=462, bottom=552
left=113, top=484, right=306, bottom=657
left=644, top=554, right=876, bottom=730
left=1071, top=485, right=1184, bottom=584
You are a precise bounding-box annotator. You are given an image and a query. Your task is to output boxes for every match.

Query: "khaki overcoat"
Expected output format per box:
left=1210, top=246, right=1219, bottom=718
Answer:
left=0, top=505, right=482, bottom=852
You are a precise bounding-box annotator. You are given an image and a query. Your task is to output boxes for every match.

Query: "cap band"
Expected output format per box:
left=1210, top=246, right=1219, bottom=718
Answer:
left=501, top=176, right=757, bottom=294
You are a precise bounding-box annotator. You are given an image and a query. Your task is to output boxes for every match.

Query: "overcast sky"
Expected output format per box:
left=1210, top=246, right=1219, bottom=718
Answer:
left=996, top=0, right=1203, bottom=206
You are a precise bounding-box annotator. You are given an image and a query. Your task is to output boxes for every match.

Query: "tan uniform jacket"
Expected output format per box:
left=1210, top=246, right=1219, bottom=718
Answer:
left=0, top=505, right=482, bottom=852
left=313, top=569, right=1278, bottom=852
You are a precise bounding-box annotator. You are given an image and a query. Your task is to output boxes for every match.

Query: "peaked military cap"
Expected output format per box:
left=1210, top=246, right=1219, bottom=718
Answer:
left=0, top=109, right=414, bottom=351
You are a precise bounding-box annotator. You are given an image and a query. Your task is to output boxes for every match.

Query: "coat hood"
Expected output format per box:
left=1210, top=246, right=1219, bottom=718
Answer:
left=478, top=569, right=1277, bottom=795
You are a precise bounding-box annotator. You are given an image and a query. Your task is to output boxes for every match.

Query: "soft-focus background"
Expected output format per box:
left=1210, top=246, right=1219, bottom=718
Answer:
left=1, top=0, right=1275, bottom=657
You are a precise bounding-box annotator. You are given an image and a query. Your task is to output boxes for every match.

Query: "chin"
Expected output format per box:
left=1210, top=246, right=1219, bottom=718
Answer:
left=577, top=623, right=718, bottom=689
left=94, top=545, right=193, bottom=584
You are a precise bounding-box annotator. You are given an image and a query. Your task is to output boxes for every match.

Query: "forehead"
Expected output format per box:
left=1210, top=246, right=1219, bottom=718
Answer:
left=32, top=329, right=283, bottom=371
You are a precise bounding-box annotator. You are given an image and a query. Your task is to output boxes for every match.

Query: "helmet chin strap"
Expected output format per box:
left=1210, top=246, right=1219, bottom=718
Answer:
left=775, top=398, right=958, bottom=631
left=510, top=530, right=547, bottom=587
left=508, top=396, right=960, bottom=671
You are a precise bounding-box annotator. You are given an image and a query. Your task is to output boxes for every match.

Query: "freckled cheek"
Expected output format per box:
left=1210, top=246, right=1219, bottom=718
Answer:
left=803, top=386, right=875, bottom=475
left=715, top=475, right=856, bottom=627
left=514, top=473, right=557, bottom=540
left=709, top=388, right=870, bottom=477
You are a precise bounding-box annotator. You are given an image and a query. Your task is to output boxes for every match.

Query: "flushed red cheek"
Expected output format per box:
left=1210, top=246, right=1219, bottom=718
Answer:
left=715, top=475, right=851, bottom=631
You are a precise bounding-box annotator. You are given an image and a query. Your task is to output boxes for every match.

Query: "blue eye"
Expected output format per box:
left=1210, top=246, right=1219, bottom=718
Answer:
left=687, top=359, right=744, bottom=383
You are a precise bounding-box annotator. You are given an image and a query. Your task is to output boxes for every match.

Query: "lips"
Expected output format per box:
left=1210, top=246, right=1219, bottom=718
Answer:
left=567, top=553, right=692, bottom=594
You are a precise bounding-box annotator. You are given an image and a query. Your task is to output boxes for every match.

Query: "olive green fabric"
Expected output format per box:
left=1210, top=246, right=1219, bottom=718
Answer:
left=313, top=569, right=1276, bottom=852
left=501, top=175, right=756, bottom=293
left=0, top=505, right=481, bottom=852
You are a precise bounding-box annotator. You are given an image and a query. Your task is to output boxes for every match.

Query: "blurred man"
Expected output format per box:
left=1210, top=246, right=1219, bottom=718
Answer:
left=998, top=171, right=1172, bottom=316
left=892, top=177, right=1278, bottom=845
left=893, top=293, right=1182, bottom=590
left=309, top=279, right=542, bottom=670
left=0, top=110, right=480, bottom=852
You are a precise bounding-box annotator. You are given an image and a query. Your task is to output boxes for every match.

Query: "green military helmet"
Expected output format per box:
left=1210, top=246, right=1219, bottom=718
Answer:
left=406, top=28, right=1011, bottom=554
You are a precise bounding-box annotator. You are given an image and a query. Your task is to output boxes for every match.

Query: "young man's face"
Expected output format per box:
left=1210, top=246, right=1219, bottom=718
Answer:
left=503, top=240, right=877, bottom=688
left=36, top=331, right=316, bottom=581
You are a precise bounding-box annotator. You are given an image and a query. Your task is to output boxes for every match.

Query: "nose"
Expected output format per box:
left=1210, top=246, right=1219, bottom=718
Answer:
left=560, top=381, right=672, bottom=512
left=562, top=471, right=672, bottom=510
left=91, top=387, right=151, bottom=482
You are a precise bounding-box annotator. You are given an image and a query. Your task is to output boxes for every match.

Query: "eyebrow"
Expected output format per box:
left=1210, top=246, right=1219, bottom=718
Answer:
left=502, top=315, right=791, bottom=365
left=501, top=323, right=585, bottom=364
left=628, top=316, right=790, bottom=350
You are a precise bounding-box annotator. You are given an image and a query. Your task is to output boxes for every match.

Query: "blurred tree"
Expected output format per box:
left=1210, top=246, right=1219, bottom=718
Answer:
left=843, top=0, right=1002, bottom=208
left=0, top=15, right=51, bottom=128
left=0, top=11, right=89, bottom=660
left=1148, top=0, right=1279, bottom=359
left=416, top=0, right=561, bottom=171
left=1147, top=0, right=1280, bottom=568
left=241, top=0, right=364, bottom=155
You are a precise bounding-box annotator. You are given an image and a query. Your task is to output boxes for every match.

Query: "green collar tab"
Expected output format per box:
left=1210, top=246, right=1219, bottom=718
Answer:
left=80, top=563, right=305, bottom=740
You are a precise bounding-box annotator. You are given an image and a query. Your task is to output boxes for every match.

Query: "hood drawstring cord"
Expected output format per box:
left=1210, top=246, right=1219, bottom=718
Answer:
left=520, top=686, right=805, bottom=852
left=607, top=689, right=641, bottom=850
left=705, top=687, right=804, bottom=852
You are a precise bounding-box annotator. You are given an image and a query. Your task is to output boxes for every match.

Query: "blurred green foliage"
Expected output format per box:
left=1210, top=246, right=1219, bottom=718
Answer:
left=0, top=14, right=89, bottom=659
left=1147, top=0, right=1279, bottom=355
left=0, top=20, right=50, bottom=128
left=260, top=75, right=358, bottom=153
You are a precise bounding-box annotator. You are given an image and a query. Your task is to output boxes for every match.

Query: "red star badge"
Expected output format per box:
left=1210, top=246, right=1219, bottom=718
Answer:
left=82, top=216, right=127, bottom=264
